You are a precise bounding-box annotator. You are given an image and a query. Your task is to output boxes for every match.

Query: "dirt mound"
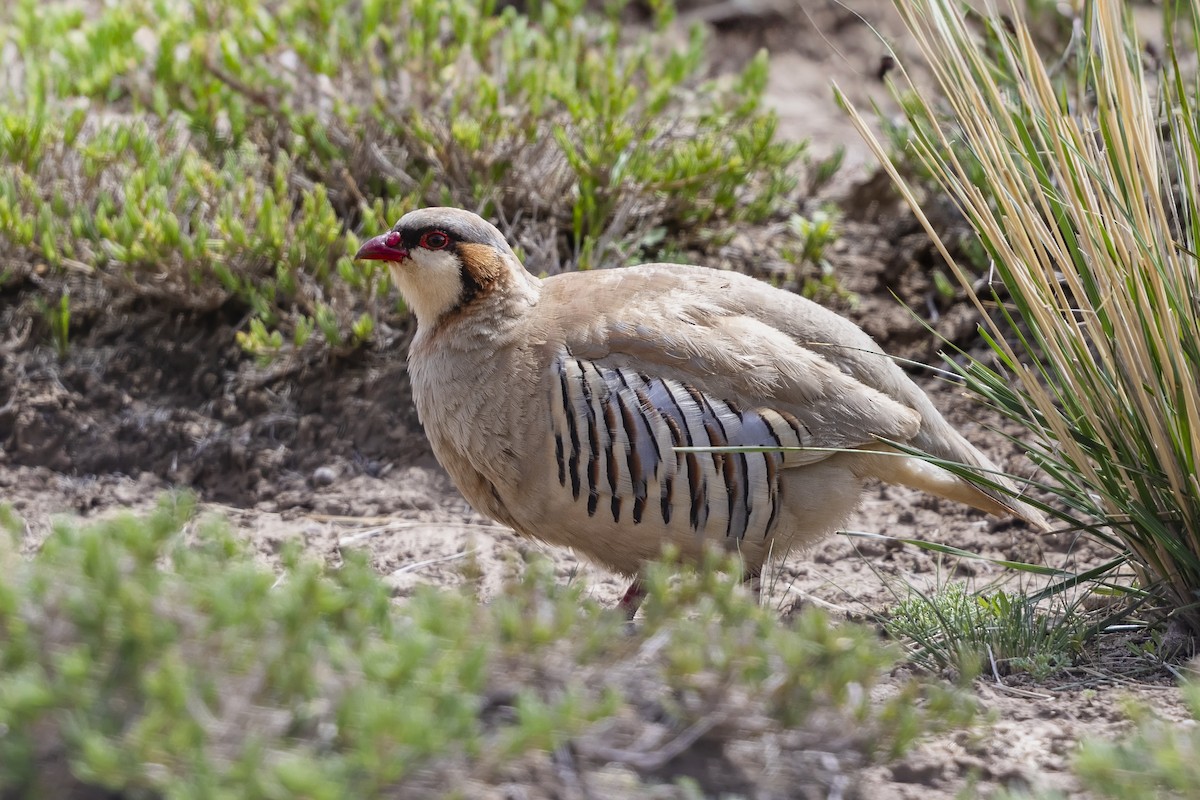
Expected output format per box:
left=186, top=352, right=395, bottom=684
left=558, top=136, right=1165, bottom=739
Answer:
left=0, top=303, right=425, bottom=507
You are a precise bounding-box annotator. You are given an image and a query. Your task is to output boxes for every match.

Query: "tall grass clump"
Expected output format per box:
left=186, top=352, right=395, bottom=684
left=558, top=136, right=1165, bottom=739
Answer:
left=845, top=0, right=1200, bottom=633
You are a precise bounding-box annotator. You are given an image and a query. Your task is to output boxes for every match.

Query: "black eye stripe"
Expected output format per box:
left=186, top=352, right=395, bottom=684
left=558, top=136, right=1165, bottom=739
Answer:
left=401, top=226, right=460, bottom=250
left=397, top=220, right=513, bottom=253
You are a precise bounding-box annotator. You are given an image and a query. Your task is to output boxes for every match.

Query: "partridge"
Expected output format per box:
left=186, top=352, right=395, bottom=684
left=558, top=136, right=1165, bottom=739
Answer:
left=356, top=208, right=1047, bottom=613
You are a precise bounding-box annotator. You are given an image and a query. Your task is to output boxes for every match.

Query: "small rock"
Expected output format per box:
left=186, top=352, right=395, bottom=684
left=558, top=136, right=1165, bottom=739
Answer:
left=311, top=466, right=337, bottom=487
left=889, top=757, right=946, bottom=785
left=112, top=480, right=142, bottom=506
left=278, top=49, right=299, bottom=72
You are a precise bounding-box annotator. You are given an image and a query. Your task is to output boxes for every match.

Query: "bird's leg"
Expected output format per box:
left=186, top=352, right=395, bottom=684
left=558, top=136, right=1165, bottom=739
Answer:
left=621, top=572, right=759, bottom=618
left=617, top=579, right=646, bottom=620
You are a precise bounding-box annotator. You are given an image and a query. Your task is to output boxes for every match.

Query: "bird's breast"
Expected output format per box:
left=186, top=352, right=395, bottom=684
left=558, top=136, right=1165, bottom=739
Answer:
left=407, top=333, right=549, bottom=518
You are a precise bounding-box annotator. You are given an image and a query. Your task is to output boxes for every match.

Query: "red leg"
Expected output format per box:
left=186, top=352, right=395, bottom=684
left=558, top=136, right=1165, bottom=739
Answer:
left=619, top=572, right=758, bottom=618
left=617, top=579, right=646, bottom=620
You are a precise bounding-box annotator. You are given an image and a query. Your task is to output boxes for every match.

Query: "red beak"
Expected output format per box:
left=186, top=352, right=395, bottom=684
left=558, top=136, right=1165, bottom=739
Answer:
left=355, top=233, right=409, bottom=262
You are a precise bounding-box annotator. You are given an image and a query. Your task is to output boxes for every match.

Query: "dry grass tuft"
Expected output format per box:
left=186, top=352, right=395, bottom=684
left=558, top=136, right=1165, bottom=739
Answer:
left=846, top=0, right=1200, bottom=632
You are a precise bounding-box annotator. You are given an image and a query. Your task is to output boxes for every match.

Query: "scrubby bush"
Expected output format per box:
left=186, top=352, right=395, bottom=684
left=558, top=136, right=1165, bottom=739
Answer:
left=0, top=498, right=972, bottom=797
left=1072, top=682, right=1200, bottom=799
left=0, top=0, right=806, bottom=355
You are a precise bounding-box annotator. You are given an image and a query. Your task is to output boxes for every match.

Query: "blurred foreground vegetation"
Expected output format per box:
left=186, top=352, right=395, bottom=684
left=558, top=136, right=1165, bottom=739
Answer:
left=0, top=498, right=971, bottom=797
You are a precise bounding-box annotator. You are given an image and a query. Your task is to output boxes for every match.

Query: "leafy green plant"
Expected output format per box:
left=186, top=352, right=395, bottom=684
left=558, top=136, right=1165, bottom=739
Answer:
left=235, top=317, right=284, bottom=362
left=1002, top=681, right=1200, bottom=800
left=805, top=146, right=846, bottom=196
left=782, top=207, right=854, bottom=303
left=788, top=208, right=840, bottom=272
left=1072, top=682, right=1200, bottom=799
left=846, top=0, right=1200, bottom=633
left=0, top=0, right=806, bottom=359
left=883, top=581, right=1086, bottom=679
left=0, top=104, right=377, bottom=346
left=36, top=290, right=70, bottom=357
left=0, top=498, right=974, bottom=797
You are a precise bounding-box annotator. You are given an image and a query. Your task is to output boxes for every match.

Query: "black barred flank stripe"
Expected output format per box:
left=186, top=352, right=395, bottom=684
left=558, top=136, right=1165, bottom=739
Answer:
left=549, top=355, right=792, bottom=540
left=704, top=421, right=726, bottom=476
left=615, top=392, right=642, bottom=491
left=763, top=413, right=784, bottom=449
left=690, top=384, right=730, bottom=441
left=602, top=396, right=621, bottom=522
left=578, top=360, right=601, bottom=517
left=555, top=433, right=565, bottom=487
left=661, top=380, right=691, bottom=441
left=662, top=414, right=685, bottom=525
left=722, top=449, right=738, bottom=536
left=632, top=387, right=663, bottom=467
left=734, top=452, right=751, bottom=539
left=686, top=451, right=704, bottom=530
left=779, top=409, right=811, bottom=441
left=704, top=418, right=733, bottom=537
left=559, top=364, right=582, bottom=499
left=764, top=453, right=781, bottom=537
left=615, top=389, right=647, bottom=525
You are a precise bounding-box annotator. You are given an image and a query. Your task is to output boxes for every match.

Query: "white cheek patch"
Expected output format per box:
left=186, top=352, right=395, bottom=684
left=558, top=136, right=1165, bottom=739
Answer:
left=389, top=249, right=464, bottom=327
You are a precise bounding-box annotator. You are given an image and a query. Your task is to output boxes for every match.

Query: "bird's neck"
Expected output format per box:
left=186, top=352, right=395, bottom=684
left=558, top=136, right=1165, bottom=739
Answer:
left=406, top=277, right=544, bottom=495
left=413, top=268, right=539, bottom=347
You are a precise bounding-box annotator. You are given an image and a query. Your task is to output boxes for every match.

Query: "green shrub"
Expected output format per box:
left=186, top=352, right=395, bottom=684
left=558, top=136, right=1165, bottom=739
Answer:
left=1073, top=682, right=1200, bottom=799
left=0, top=108, right=370, bottom=344
left=0, top=0, right=806, bottom=353
left=1001, top=681, right=1200, bottom=800
left=0, top=498, right=972, bottom=797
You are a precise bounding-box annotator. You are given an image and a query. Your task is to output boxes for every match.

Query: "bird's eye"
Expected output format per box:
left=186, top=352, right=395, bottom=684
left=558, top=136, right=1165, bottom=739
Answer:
left=420, top=231, right=450, bottom=250
left=384, top=231, right=402, bottom=248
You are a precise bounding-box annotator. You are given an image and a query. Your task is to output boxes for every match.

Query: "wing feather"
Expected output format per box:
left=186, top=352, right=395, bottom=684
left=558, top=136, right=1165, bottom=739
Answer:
left=534, top=264, right=1047, bottom=531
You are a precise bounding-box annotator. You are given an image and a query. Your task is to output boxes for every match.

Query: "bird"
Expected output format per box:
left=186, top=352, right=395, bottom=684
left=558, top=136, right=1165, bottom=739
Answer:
left=355, top=207, right=1048, bottom=615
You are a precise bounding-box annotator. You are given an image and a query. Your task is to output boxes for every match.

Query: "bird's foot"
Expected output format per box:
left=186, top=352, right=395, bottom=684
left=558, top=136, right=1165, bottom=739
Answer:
left=617, top=579, right=646, bottom=620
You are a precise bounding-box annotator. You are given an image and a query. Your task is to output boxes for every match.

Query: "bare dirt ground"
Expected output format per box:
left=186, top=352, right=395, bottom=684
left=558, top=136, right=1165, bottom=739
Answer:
left=0, top=1, right=1191, bottom=797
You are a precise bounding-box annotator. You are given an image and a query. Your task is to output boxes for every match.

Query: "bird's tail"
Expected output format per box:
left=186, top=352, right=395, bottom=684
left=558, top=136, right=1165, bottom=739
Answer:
left=857, top=420, right=1050, bottom=532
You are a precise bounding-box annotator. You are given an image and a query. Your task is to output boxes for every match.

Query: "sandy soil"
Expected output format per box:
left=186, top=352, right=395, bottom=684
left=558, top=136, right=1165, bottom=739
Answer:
left=0, top=0, right=1191, bottom=797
